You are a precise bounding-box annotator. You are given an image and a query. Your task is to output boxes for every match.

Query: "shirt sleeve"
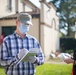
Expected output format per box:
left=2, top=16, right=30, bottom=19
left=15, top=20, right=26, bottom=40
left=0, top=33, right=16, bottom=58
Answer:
left=33, top=41, right=44, bottom=66
left=0, top=41, right=19, bottom=67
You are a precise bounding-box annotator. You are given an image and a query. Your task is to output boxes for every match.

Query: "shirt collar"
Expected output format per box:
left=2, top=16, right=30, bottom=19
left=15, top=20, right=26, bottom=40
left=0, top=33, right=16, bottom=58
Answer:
left=14, top=31, right=28, bottom=38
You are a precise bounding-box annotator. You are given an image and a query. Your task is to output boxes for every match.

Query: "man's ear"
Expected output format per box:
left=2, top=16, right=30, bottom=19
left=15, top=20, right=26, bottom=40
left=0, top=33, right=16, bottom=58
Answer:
left=16, top=20, right=19, bottom=25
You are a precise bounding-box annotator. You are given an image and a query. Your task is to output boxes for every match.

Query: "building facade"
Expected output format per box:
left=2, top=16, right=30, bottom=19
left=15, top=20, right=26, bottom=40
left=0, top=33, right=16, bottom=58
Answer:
left=0, top=0, right=59, bottom=60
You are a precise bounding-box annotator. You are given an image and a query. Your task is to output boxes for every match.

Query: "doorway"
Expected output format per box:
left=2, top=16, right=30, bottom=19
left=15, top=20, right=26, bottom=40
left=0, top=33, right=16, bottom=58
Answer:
left=2, top=26, right=16, bottom=37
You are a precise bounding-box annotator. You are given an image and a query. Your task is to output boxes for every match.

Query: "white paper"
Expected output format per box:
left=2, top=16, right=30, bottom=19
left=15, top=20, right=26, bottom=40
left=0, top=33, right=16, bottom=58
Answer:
left=17, top=48, right=39, bottom=65
left=22, top=48, right=39, bottom=62
left=57, top=53, right=71, bottom=60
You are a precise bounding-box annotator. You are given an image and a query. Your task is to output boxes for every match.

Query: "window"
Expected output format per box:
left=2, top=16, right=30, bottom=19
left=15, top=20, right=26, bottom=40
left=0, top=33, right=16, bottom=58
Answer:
left=7, top=0, right=12, bottom=11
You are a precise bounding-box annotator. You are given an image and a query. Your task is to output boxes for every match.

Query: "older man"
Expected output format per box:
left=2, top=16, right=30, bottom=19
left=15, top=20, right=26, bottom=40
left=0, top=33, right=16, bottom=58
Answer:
left=0, top=13, right=44, bottom=75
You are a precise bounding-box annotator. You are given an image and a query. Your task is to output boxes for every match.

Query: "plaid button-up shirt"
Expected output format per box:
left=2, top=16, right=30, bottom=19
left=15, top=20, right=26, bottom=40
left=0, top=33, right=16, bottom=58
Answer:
left=0, top=32, right=44, bottom=75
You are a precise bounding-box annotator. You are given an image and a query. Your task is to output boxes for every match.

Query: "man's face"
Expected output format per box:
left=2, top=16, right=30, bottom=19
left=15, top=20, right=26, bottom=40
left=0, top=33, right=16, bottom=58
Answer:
left=16, top=20, right=30, bottom=34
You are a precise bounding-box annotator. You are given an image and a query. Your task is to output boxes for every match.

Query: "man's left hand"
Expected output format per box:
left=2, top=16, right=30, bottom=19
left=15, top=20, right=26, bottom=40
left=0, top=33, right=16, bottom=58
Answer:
left=27, top=56, right=36, bottom=63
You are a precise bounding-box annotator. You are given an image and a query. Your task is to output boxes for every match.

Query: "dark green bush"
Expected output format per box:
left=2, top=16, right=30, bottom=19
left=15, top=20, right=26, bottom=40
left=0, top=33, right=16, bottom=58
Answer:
left=60, top=37, right=76, bottom=52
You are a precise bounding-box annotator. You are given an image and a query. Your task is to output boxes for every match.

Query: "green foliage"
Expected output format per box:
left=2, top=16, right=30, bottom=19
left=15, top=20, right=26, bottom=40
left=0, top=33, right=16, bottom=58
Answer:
left=49, top=0, right=76, bottom=37
left=65, top=50, right=73, bottom=54
left=60, top=37, right=76, bottom=52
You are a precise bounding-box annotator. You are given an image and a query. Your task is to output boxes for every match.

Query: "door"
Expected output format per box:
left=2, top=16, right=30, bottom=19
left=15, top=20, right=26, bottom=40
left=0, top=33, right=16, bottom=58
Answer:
left=2, top=26, right=16, bottom=37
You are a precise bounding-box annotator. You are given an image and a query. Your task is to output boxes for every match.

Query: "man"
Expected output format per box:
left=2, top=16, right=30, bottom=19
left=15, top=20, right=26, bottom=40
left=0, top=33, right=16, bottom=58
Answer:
left=0, top=13, right=44, bottom=75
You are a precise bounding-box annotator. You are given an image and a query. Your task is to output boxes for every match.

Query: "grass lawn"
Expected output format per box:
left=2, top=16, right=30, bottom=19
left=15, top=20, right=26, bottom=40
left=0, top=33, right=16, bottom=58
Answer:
left=0, top=66, right=5, bottom=75
left=36, top=63, right=72, bottom=75
left=0, top=63, right=72, bottom=75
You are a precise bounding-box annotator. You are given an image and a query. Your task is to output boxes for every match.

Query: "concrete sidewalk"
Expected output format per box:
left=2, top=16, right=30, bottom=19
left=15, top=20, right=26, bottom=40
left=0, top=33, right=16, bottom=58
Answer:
left=44, top=58, right=66, bottom=64
left=45, top=60, right=66, bottom=64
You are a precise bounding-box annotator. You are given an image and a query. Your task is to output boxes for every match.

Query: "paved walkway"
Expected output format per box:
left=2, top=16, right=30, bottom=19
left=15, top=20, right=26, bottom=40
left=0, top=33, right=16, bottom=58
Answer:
left=45, top=60, right=66, bottom=64
left=44, top=58, right=66, bottom=64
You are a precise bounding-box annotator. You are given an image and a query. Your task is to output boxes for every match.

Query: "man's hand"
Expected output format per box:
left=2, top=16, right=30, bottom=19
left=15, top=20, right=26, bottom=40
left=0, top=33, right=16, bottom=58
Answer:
left=27, top=56, right=37, bottom=63
left=64, top=58, right=74, bottom=64
left=18, top=48, right=29, bottom=59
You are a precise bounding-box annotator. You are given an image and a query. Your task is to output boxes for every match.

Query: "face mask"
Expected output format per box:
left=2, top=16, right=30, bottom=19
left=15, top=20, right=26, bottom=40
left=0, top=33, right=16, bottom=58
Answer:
left=19, top=24, right=29, bottom=34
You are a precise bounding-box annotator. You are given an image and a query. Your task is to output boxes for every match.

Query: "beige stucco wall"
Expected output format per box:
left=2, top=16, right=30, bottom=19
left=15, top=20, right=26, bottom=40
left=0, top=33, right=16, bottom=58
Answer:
left=0, top=20, right=16, bottom=36
left=0, top=0, right=15, bottom=17
left=0, top=18, right=40, bottom=42
left=40, top=2, right=59, bottom=59
left=0, top=0, right=34, bottom=18
left=19, top=0, right=33, bottom=12
left=0, top=0, right=59, bottom=61
left=28, top=18, right=40, bottom=41
left=0, top=20, right=16, bottom=26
